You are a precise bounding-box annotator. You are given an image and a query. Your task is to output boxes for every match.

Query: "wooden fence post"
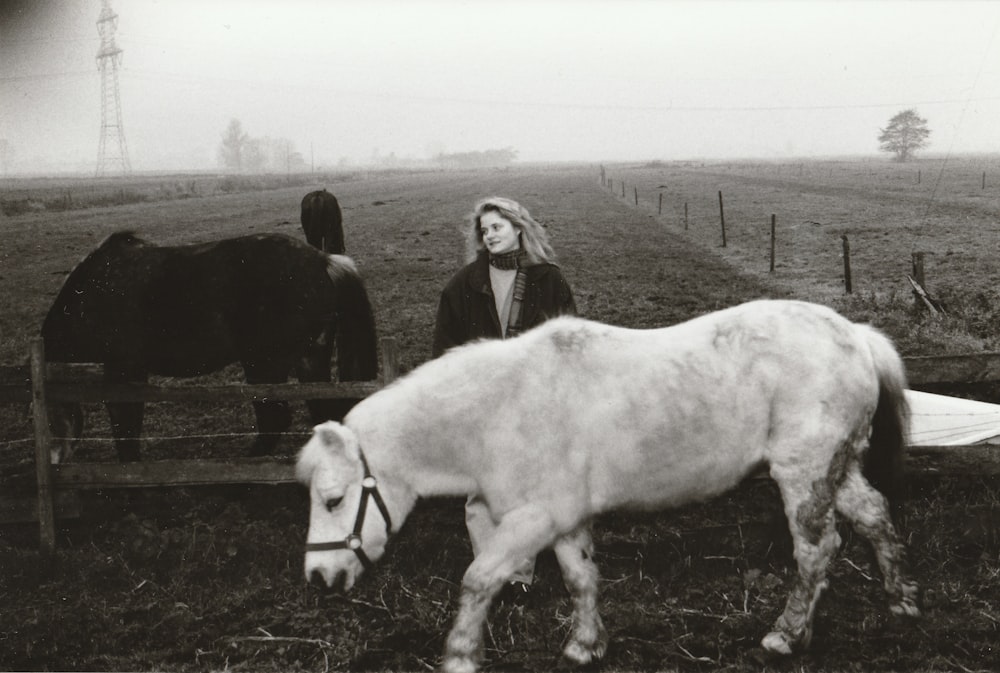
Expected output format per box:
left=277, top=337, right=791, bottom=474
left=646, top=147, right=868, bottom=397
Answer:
left=633, top=187, right=638, bottom=206
left=718, top=191, right=726, bottom=247
left=684, top=202, right=688, bottom=230
left=769, top=214, right=776, bottom=273
left=984, top=171, right=987, bottom=190
left=380, top=337, right=399, bottom=385
left=621, top=182, right=625, bottom=198
left=30, top=338, right=56, bottom=556
left=842, top=235, right=852, bottom=294
left=658, top=193, right=662, bottom=215
left=911, top=252, right=926, bottom=287
left=912, top=252, right=926, bottom=310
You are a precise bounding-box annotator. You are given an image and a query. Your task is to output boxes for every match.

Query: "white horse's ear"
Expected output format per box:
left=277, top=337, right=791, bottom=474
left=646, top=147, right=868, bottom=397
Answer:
left=314, top=420, right=347, bottom=450
left=298, top=421, right=350, bottom=484
left=310, top=420, right=361, bottom=461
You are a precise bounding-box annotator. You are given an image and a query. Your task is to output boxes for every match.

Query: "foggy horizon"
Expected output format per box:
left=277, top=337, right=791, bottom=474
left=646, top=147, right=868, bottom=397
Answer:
left=2, top=0, right=1000, bottom=176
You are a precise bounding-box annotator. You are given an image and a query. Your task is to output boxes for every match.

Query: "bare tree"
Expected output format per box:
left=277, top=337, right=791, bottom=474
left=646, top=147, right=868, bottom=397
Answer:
left=878, top=109, right=931, bottom=162
left=217, top=119, right=249, bottom=172
left=217, top=120, right=307, bottom=173
left=243, top=138, right=266, bottom=173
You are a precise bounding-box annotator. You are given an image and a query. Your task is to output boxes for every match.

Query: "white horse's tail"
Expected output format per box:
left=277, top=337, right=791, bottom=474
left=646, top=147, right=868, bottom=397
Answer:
left=861, top=326, right=910, bottom=524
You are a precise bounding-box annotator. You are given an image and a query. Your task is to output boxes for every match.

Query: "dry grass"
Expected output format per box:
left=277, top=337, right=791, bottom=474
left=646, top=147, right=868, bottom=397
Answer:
left=1, top=162, right=999, bottom=671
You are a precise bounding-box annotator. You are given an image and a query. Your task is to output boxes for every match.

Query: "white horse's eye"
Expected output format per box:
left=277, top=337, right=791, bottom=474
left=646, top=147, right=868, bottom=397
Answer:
left=325, top=496, right=344, bottom=512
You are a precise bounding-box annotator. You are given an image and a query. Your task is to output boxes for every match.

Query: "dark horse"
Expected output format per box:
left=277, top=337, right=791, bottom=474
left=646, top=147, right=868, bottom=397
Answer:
left=301, top=189, right=344, bottom=254
left=41, top=232, right=378, bottom=463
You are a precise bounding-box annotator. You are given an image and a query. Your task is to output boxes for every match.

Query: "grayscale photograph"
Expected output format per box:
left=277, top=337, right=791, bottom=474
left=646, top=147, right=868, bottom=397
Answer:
left=1, top=1, right=999, bottom=671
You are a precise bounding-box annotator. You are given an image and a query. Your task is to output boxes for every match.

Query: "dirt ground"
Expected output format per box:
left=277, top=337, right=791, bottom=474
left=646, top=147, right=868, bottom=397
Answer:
left=1, top=164, right=998, bottom=672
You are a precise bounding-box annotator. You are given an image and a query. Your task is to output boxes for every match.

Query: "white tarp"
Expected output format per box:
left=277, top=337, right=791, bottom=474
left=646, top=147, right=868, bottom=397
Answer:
left=906, top=390, right=1000, bottom=446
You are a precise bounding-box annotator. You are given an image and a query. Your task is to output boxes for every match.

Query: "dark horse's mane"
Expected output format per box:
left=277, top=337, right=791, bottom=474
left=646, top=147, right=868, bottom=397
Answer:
left=42, top=231, right=378, bottom=461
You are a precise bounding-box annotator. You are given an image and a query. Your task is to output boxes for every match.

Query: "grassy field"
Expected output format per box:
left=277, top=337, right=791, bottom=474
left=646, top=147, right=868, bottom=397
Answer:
left=1, top=162, right=999, bottom=672
left=604, top=156, right=1000, bottom=355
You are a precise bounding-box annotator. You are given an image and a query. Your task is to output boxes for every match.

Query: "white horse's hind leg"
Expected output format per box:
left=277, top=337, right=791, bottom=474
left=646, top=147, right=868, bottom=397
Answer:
left=763, top=462, right=844, bottom=655
left=835, top=466, right=920, bottom=617
left=553, top=524, right=608, bottom=666
left=442, top=505, right=559, bottom=673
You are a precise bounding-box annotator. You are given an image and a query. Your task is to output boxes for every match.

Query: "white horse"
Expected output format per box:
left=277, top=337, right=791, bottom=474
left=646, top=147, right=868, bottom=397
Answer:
left=296, top=299, right=920, bottom=673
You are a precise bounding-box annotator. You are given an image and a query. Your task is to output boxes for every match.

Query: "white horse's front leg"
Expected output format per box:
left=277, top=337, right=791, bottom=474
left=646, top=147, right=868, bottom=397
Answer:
left=441, top=587, right=493, bottom=673
left=553, top=523, right=608, bottom=666
left=442, top=505, right=559, bottom=673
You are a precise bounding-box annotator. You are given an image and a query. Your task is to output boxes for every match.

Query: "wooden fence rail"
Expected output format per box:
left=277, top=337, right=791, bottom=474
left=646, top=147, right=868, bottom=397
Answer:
left=0, top=336, right=399, bottom=553
left=2, top=338, right=1000, bottom=553
left=3, top=346, right=995, bottom=400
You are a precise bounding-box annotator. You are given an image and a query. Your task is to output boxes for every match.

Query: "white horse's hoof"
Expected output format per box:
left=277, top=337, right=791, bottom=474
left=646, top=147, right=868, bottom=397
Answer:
left=562, top=641, right=594, bottom=665
left=561, top=639, right=606, bottom=666
left=890, top=600, right=921, bottom=618
left=441, top=656, right=478, bottom=673
left=761, top=630, right=794, bottom=656
left=561, top=621, right=608, bottom=666
left=890, top=582, right=922, bottom=618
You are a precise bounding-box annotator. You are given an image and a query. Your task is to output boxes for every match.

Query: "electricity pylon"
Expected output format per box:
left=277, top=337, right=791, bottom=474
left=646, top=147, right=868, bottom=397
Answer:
left=95, top=0, right=131, bottom=177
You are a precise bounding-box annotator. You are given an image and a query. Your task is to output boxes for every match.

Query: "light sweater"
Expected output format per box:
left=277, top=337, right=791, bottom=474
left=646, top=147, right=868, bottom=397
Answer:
left=488, top=265, right=517, bottom=337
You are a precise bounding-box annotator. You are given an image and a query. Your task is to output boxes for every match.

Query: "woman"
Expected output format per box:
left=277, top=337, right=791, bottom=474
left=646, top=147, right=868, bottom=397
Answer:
left=432, top=196, right=577, bottom=594
left=433, top=196, right=576, bottom=354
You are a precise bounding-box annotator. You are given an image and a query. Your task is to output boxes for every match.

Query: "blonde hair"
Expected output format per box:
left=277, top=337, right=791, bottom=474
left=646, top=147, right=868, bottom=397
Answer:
left=465, top=196, right=556, bottom=265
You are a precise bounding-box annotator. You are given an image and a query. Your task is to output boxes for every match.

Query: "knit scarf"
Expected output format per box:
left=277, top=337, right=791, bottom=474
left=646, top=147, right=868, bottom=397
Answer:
left=488, top=249, right=525, bottom=270
left=504, top=268, right=528, bottom=338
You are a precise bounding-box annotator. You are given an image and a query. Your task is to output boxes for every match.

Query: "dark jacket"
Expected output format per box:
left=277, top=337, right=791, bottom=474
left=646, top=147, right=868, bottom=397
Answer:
left=432, top=253, right=576, bottom=358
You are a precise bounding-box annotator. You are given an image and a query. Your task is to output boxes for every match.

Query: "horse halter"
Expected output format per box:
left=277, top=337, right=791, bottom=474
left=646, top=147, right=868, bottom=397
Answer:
left=304, top=450, right=392, bottom=570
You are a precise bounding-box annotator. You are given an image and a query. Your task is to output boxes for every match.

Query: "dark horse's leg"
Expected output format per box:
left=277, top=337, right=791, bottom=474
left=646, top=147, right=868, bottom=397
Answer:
left=305, top=262, right=380, bottom=423
left=296, top=328, right=360, bottom=423
left=243, top=359, right=292, bottom=456
left=104, top=366, right=145, bottom=462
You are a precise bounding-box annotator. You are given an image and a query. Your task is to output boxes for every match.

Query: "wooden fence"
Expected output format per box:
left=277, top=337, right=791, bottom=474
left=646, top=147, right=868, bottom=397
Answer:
left=2, top=337, right=1000, bottom=553
left=0, top=336, right=399, bottom=554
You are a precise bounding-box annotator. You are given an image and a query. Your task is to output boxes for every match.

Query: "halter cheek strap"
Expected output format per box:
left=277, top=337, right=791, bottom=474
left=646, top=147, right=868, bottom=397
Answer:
left=304, top=451, right=393, bottom=571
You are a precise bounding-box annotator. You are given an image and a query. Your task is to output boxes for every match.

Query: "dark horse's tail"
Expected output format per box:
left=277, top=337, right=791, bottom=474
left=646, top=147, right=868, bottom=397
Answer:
left=323, top=254, right=379, bottom=419
left=862, top=326, right=910, bottom=526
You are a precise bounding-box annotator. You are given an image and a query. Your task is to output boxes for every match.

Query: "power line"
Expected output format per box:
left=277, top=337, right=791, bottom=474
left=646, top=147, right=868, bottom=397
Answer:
left=0, top=70, right=93, bottom=82
left=5, top=63, right=999, bottom=114
left=924, top=12, right=1000, bottom=218
left=107, top=68, right=1000, bottom=113
left=0, top=35, right=95, bottom=47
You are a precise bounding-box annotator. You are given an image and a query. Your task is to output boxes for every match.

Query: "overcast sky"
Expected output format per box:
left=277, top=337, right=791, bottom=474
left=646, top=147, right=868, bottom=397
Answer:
left=2, top=0, right=999, bottom=174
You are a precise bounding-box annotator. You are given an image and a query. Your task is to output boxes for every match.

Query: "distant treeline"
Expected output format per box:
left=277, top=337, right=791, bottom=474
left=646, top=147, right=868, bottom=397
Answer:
left=434, top=147, right=518, bottom=168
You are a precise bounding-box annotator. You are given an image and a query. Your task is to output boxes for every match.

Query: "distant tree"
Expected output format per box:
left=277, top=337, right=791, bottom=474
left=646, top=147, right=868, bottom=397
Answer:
left=243, top=138, right=267, bottom=173
left=217, top=121, right=307, bottom=173
left=437, top=147, right=519, bottom=168
left=257, top=137, right=307, bottom=173
left=217, top=119, right=249, bottom=172
left=878, top=109, right=930, bottom=162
